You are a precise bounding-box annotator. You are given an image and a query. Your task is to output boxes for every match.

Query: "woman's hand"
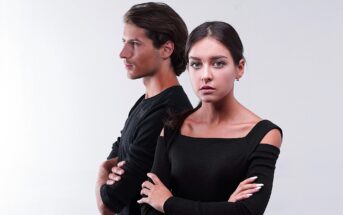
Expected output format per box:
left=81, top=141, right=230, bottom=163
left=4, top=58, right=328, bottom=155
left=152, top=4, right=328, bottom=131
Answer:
left=228, top=176, right=263, bottom=202
left=137, top=173, right=173, bottom=213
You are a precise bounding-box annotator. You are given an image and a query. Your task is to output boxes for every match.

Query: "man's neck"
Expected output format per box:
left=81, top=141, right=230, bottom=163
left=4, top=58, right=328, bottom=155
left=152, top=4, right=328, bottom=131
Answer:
left=143, top=67, right=179, bottom=99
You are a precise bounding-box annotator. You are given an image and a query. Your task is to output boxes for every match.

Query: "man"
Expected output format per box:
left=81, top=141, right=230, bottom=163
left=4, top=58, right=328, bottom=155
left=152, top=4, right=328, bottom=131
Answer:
left=95, top=2, right=192, bottom=215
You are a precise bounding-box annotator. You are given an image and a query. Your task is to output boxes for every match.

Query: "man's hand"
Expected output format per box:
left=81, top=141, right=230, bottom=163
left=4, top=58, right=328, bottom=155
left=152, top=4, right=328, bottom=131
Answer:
left=107, top=160, right=126, bottom=185
left=95, top=158, right=118, bottom=215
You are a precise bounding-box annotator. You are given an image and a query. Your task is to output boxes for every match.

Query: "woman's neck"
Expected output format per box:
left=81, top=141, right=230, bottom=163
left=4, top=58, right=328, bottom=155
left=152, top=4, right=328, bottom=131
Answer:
left=197, top=93, right=242, bottom=125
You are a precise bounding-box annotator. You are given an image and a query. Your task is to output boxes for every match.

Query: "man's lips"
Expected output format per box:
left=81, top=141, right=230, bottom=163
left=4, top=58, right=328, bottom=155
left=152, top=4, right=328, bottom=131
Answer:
left=124, top=63, right=134, bottom=69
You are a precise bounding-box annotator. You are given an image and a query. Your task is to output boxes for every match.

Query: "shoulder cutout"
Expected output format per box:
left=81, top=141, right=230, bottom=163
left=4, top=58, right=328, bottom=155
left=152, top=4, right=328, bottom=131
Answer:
left=160, top=128, right=164, bottom=137
left=260, top=128, right=282, bottom=149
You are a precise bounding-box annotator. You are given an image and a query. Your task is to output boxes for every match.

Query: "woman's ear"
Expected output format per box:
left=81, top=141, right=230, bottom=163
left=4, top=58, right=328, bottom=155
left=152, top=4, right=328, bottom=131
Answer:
left=160, top=40, right=175, bottom=59
left=236, top=59, right=245, bottom=80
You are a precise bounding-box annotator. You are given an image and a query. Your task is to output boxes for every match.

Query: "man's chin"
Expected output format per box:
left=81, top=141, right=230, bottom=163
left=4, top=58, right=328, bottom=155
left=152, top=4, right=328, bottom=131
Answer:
left=127, top=72, right=141, bottom=80
left=126, top=70, right=154, bottom=80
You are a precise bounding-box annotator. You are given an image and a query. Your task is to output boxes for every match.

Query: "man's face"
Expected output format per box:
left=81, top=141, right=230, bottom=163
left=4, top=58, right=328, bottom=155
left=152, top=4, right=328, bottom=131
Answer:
left=120, top=23, right=163, bottom=79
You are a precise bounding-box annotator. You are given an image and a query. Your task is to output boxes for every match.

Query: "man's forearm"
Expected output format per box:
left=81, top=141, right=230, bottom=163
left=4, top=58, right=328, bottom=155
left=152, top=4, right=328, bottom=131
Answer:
left=96, top=158, right=119, bottom=214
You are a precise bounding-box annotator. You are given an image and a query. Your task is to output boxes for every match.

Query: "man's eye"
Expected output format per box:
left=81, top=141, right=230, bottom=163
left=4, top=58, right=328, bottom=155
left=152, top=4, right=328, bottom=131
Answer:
left=129, top=41, right=140, bottom=46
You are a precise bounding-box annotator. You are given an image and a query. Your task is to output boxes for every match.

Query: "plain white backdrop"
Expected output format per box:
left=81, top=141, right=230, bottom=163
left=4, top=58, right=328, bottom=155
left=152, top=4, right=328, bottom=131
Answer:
left=1, top=0, right=342, bottom=214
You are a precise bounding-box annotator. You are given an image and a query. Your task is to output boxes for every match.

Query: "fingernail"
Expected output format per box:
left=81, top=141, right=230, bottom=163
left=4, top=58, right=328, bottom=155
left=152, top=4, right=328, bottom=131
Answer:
left=255, top=186, right=262, bottom=190
left=247, top=194, right=253, bottom=197
left=255, top=183, right=264, bottom=187
left=250, top=176, right=258, bottom=180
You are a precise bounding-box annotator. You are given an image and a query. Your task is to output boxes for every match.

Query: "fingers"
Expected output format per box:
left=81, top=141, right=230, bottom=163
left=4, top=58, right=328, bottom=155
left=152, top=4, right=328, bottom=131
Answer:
left=106, top=179, right=114, bottom=185
left=104, top=161, right=127, bottom=186
left=137, top=197, right=148, bottom=204
left=111, top=164, right=125, bottom=176
left=107, top=161, right=126, bottom=184
left=147, top=173, right=161, bottom=185
left=106, top=173, right=121, bottom=185
left=241, top=176, right=258, bottom=185
left=142, top=180, right=154, bottom=190
left=233, top=185, right=263, bottom=201
left=240, top=183, right=264, bottom=191
left=117, top=160, right=126, bottom=167
left=240, top=185, right=263, bottom=196
left=233, top=183, right=264, bottom=198
left=229, top=176, right=264, bottom=202
left=235, top=176, right=261, bottom=194
left=140, top=187, right=151, bottom=196
left=233, top=193, right=253, bottom=201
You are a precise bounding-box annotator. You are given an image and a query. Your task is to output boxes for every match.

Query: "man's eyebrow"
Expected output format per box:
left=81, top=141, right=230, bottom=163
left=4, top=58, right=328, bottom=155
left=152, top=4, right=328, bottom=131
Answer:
left=122, top=38, right=142, bottom=43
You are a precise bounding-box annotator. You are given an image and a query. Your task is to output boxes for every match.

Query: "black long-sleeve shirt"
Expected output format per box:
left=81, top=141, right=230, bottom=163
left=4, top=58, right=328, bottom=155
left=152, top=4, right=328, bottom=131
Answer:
left=100, top=86, right=192, bottom=215
left=141, top=120, right=282, bottom=215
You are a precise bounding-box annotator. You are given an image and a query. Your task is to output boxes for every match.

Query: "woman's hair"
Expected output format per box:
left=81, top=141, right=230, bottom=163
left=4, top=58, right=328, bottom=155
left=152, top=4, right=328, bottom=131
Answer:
left=124, top=2, right=188, bottom=76
left=185, top=21, right=245, bottom=66
left=167, top=21, right=245, bottom=130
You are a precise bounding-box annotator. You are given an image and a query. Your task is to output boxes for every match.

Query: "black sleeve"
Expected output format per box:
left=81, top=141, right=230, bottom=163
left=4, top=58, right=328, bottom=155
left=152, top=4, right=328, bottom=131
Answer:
left=107, top=136, right=120, bottom=159
left=100, top=108, right=167, bottom=213
left=141, top=136, right=172, bottom=215
left=143, top=143, right=280, bottom=215
left=106, top=96, right=145, bottom=160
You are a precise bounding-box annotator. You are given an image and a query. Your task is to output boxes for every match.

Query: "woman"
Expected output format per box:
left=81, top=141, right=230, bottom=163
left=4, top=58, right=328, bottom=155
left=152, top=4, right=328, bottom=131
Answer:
left=138, top=21, right=283, bottom=215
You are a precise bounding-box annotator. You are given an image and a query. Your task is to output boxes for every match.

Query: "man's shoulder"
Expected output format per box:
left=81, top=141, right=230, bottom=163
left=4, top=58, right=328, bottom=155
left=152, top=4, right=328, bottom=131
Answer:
left=161, top=86, right=192, bottom=108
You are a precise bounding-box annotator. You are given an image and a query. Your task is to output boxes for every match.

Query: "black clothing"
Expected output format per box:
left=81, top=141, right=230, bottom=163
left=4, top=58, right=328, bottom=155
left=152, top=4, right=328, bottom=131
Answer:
left=141, top=120, right=282, bottom=215
left=100, top=86, right=192, bottom=215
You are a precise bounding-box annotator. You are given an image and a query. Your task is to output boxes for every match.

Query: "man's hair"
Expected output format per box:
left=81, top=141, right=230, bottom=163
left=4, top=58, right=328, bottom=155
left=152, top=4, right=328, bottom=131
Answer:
left=124, top=2, right=188, bottom=76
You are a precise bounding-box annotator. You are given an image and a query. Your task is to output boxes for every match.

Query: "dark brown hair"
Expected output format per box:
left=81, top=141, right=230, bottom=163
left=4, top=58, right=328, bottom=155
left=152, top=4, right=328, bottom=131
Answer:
left=167, top=21, right=245, bottom=130
left=124, top=2, right=188, bottom=76
left=185, top=21, right=245, bottom=66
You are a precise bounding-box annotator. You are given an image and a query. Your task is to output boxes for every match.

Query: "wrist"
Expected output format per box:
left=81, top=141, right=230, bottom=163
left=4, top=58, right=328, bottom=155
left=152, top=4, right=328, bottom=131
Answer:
left=162, top=196, right=174, bottom=213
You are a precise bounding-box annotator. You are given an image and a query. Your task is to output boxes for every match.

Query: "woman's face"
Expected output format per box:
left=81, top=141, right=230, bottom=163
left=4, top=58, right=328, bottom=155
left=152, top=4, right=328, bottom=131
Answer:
left=188, top=37, right=244, bottom=103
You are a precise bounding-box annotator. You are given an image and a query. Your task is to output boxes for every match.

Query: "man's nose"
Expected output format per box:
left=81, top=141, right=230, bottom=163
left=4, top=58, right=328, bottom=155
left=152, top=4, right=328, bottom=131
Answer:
left=119, top=43, right=133, bottom=59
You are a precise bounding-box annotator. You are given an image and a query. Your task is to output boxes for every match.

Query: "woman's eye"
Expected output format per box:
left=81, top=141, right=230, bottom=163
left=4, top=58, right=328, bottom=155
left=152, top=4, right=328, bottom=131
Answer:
left=213, top=61, right=226, bottom=68
left=190, top=62, right=202, bottom=69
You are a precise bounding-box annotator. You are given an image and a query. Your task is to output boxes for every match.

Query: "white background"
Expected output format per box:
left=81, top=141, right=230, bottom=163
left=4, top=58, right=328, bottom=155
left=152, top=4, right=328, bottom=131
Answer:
left=1, top=0, right=342, bottom=214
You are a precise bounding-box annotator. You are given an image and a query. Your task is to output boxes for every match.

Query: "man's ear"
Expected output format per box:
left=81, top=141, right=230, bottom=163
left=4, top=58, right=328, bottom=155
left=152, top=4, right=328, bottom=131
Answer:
left=160, top=40, right=174, bottom=59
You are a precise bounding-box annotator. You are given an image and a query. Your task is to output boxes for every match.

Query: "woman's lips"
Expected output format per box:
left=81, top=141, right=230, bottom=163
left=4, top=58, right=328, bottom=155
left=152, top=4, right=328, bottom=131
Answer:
left=199, top=85, right=215, bottom=94
left=200, top=85, right=215, bottom=90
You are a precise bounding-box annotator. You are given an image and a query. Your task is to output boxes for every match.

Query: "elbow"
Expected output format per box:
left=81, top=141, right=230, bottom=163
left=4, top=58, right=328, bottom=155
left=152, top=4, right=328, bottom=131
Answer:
left=97, top=201, right=115, bottom=215
left=234, top=202, right=266, bottom=215
left=96, top=185, right=116, bottom=215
